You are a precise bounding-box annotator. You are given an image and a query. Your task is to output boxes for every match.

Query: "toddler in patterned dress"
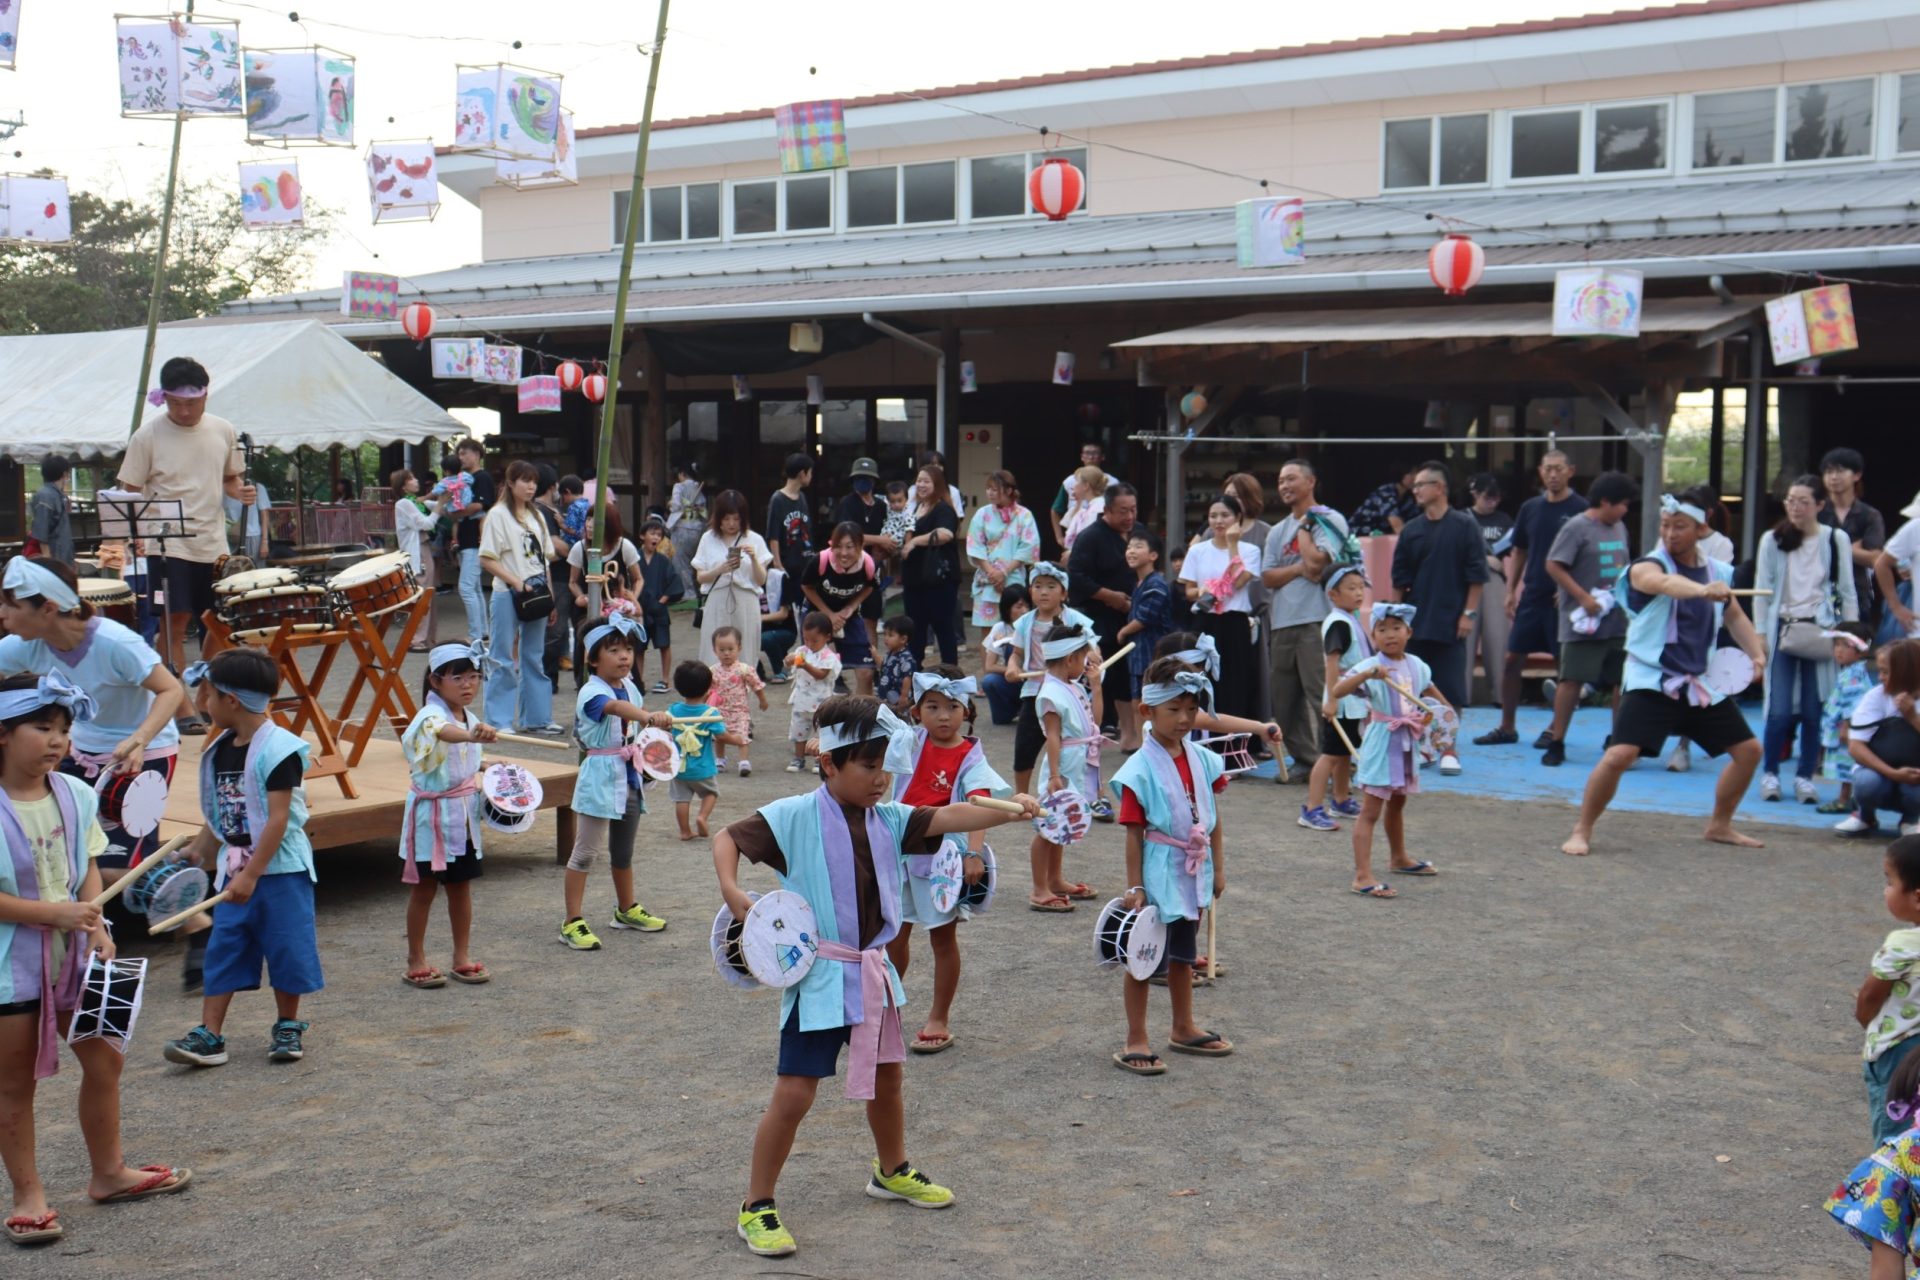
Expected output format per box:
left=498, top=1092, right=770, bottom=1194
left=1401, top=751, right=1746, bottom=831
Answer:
left=1825, top=1026, right=1920, bottom=1277
left=707, top=626, right=767, bottom=777
left=785, top=614, right=843, bottom=771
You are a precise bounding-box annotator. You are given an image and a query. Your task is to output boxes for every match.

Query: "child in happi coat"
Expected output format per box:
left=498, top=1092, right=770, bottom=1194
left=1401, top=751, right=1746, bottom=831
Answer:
left=399, top=641, right=499, bottom=987
left=713, top=695, right=1040, bottom=1259
left=885, top=667, right=1010, bottom=1054
left=709, top=626, right=767, bottom=776
left=1822, top=622, right=1878, bottom=826
left=1108, top=658, right=1232, bottom=1075
left=786, top=614, right=843, bottom=771
left=1152, top=632, right=1284, bottom=745
left=1302, top=566, right=1371, bottom=832
left=562, top=614, right=677, bottom=953
left=1824, top=1038, right=1920, bottom=1277
left=1327, top=603, right=1449, bottom=900
left=1006, top=563, right=1097, bottom=795
left=1028, top=622, right=1102, bottom=913
left=0, top=674, right=190, bottom=1247
left=166, top=649, right=322, bottom=1067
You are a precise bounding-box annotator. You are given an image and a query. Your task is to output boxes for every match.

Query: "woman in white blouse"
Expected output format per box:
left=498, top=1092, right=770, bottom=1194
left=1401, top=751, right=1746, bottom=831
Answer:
left=1178, top=494, right=1263, bottom=720
left=390, top=468, right=445, bottom=652
left=692, top=488, right=773, bottom=667
left=481, top=459, right=563, bottom=734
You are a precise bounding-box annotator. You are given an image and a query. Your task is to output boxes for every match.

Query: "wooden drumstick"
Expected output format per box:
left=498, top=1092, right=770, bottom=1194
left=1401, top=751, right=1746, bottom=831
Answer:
left=1727, top=589, right=1773, bottom=596
left=148, top=889, right=233, bottom=934
left=1383, top=674, right=1444, bottom=716
left=1097, top=642, right=1135, bottom=673
left=967, top=795, right=1029, bottom=814
left=88, top=835, right=194, bottom=909
left=1206, top=904, right=1217, bottom=983
left=489, top=731, right=576, bottom=750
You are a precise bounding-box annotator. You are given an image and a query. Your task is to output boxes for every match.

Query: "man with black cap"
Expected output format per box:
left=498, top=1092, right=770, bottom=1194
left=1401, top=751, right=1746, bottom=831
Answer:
left=833, top=457, right=892, bottom=626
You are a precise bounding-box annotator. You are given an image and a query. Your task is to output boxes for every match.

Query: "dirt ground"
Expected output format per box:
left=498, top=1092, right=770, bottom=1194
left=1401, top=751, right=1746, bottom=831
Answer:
left=8, top=605, right=1885, bottom=1277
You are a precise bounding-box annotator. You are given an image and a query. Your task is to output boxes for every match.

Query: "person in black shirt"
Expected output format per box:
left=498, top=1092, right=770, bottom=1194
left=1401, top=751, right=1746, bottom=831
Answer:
left=832, top=457, right=893, bottom=624
left=803, top=521, right=880, bottom=696
left=1390, top=462, right=1486, bottom=773
left=1819, top=447, right=1887, bottom=625
left=900, top=464, right=961, bottom=666
left=1067, top=482, right=1140, bottom=762
left=451, top=439, right=496, bottom=644
left=766, top=453, right=814, bottom=613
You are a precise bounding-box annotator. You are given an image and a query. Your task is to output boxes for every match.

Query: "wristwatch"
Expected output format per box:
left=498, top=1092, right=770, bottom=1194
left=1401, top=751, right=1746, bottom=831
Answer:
left=1463, top=609, right=1480, bottom=619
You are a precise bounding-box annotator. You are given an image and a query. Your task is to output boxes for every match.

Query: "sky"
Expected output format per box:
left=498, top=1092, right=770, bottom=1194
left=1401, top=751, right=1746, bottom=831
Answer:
left=2, top=0, right=1678, bottom=288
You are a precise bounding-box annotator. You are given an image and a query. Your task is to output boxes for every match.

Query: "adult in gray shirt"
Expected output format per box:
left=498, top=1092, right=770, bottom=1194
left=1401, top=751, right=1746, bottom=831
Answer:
left=28, top=455, right=74, bottom=566
left=1261, top=462, right=1340, bottom=776
left=1538, top=472, right=1637, bottom=766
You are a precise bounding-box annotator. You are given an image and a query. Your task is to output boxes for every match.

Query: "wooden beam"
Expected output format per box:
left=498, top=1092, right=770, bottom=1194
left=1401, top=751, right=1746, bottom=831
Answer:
left=637, top=330, right=668, bottom=513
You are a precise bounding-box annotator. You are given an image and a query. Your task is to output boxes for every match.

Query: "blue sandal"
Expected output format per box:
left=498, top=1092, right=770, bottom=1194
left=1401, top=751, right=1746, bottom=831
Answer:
left=1351, top=883, right=1397, bottom=899
left=1392, top=860, right=1437, bottom=876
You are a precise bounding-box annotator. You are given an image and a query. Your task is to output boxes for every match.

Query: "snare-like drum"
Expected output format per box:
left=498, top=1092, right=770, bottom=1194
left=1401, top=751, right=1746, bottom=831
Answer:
left=121, top=858, right=208, bottom=923
left=1033, top=789, right=1092, bottom=846
left=927, top=842, right=966, bottom=915
left=67, top=954, right=147, bottom=1054
left=77, top=578, right=137, bottom=628
left=480, top=762, right=542, bottom=832
left=1094, top=897, right=1168, bottom=981
left=95, top=768, right=167, bottom=838
left=710, top=890, right=819, bottom=990
left=957, top=844, right=997, bottom=917
left=326, top=550, right=417, bottom=616
left=223, top=585, right=334, bottom=640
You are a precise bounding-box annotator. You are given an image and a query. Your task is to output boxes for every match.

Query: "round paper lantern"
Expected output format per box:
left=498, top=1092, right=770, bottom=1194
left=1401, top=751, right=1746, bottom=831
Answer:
left=556, top=360, right=584, bottom=393
left=401, top=302, right=434, bottom=341
left=582, top=372, right=608, bottom=403
left=1427, top=234, right=1484, bottom=296
left=1180, top=391, right=1208, bottom=419
left=1027, top=157, right=1084, bottom=222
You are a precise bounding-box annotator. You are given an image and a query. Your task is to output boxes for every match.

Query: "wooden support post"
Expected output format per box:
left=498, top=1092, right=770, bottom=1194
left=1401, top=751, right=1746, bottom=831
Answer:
left=638, top=332, right=668, bottom=516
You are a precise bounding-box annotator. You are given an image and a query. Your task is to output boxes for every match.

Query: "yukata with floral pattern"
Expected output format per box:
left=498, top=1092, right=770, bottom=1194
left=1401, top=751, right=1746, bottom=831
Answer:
left=1825, top=657, right=1879, bottom=782
left=708, top=658, right=765, bottom=749
left=1826, top=1127, right=1920, bottom=1274
left=964, top=501, right=1040, bottom=628
left=399, top=693, right=485, bottom=882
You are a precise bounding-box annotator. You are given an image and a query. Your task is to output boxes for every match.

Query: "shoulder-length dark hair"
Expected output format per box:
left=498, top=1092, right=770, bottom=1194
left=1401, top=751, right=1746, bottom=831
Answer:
left=1770, top=474, right=1823, bottom=552
left=917, top=463, right=955, bottom=513
left=709, top=488, right=749, bottom=533
left=502, top=459, right=540, bottom=515
left=1888, top=639, right=1920, bottom=699
left=985, top=470, right=1018, bottom=505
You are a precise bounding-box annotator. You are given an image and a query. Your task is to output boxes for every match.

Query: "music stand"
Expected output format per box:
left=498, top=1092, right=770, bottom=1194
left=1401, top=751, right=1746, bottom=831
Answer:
left=95, top=491, right=189, bottom=673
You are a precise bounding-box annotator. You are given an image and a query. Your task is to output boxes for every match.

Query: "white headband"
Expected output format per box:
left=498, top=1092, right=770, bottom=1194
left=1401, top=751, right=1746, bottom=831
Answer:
left=816, top=704, right=919, bottom=774
left=2, top=558, right=79, bottom=612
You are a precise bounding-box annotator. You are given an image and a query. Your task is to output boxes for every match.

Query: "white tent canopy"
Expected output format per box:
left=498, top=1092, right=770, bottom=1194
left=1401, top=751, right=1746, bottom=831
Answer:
left=0, top=319, right=462, bottom=462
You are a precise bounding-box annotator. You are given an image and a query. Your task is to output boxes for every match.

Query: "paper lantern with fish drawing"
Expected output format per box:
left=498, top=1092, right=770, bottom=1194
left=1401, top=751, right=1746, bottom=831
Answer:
left=244, top=47, right=354, bottom=146
left=451, top=63, right=563, bottom=163
left=116, top=15, right=243, bottom=118
left=237, top=160, right=303, bottom=228
left=364, top=140, right=440, bottom=223
left=0, top=174, right=72, bottom=244
left=497, top=110, right=576, bottom=189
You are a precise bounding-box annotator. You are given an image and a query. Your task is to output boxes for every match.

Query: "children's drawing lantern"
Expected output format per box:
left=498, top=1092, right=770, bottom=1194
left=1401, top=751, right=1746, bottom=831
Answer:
left=582, top=372, right=608, bottom=403
left=1028, top=157, right=1084, bottom=221
left=237, top=161, right=303, bottom=229
left=1550, top=267, right=1644, bottom=338
left=452, top=64, right=564, bottom=163
left=517, top=374, right=562, bottom=414
left=341, top=270, right=400, bottom=319
left=775, top=99, right=847, bottom=173
left=1234, top=196, right=1305, bottom=268
left=431, top=338, right=482, bottom=379
left=116, top=15, right=243, bottom=117
left=243, top=47, right=354, bottom=145
left=1428, top=233, right=1484, bottom=296
left=478, top=344, right=523, bottom=387
left=364, top=141, right=440, bottom=223
left=0, top=174, right=72, bottom=243
left=496, top=110, right=576, bottom=189
left=401, top=302, right=435, bottom=342
left=1769, top=284, right=1860, bottom=364
left=555, top=360, right=584, bottom=393
left=0, top=1, right=20, bottom=70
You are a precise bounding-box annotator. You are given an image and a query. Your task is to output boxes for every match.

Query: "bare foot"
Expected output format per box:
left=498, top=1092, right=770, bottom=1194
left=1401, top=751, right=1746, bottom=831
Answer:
left=8, top=1190, right=50, bottom=1222
left=1560, top=829, right=1591, bottom=856
left=695, top=817, right=710, bottom=838
left=1704, top=825, right=1764, bottom=848
left=677, top=829, right=694, bottom=842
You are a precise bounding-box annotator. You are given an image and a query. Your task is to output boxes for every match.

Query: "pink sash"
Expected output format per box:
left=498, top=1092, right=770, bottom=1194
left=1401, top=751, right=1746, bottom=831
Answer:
left=401, top=777, right=481, bottom=884
left=813, top=938, right=904, bottom=1100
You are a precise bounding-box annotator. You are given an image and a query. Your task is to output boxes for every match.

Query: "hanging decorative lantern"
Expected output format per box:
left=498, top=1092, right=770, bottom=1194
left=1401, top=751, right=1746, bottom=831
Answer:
left=401, top=302, right=434, bottom=342
left=244, top=47, right=356, bottom=146
left=1180, top=391, right=1208, bottom=419
left=1427, top=233, right=1484, bottom=296
left=115, top=15, right=243, bottom=119
left=0, top=174, right=73, bottom=243
left=451, top=63, right=564, bottom=163
left=1027, top=157, right=1084, bottom=222
left=555, top=360, right=584, bottom=393
left=365, top=140, right=441, bottom=224
left=582, top=372, right=608, bottom=403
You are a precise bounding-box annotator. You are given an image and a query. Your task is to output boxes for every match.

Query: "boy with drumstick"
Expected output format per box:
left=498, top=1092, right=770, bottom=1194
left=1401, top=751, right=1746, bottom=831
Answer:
left=712, top=694, right=1040, bottom=1258
left=164, top=649, right=322, bottom=1067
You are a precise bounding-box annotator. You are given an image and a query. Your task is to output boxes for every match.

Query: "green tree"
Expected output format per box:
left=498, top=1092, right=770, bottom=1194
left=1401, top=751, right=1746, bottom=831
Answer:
left=0, top=175, right=331, bottom=335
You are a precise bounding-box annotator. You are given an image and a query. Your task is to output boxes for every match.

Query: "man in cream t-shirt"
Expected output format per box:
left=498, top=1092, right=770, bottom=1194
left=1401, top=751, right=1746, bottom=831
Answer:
left=116, top=355, right=254, bottom=731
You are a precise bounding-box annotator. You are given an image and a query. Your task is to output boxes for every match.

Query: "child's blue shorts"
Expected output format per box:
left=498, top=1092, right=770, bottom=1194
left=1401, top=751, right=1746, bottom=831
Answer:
left=203, top=871, right=325, bottom=998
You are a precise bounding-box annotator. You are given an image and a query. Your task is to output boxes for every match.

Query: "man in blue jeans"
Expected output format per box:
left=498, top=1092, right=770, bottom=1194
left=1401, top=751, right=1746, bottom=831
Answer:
left=450, top=439, right=496, bottom=644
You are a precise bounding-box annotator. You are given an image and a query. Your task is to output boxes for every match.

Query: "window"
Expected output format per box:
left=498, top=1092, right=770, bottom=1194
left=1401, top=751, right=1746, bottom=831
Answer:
left=732, top=180, right=776, bottom=235
left=1593, top=102, right=1667, bottom=172
left=902, top=161, right=955, bottom=223
left=785, top=175, right=832, bottom=230
left=618, top=183, right=720, bottom=244
left=967, top=148, right=1087, bottom=219
left=1382, top=115, right=1488, bottom=188
left=1511, top=110, right=1580, bottom=179
left=848, top=167, right=898, bottom=227
left=1784, top=78, right=1873, bottom=161
left=1902, top=74, right=1920, bottom=154
left=647, top=186, right=680, bottom=242
left=1692, top=88, right=1776, bottom=168
left=612, top=190, right=632, bottom=244
left=846, top=161, right=956, bottom=228
left=686, top=183, right=720, bottom=239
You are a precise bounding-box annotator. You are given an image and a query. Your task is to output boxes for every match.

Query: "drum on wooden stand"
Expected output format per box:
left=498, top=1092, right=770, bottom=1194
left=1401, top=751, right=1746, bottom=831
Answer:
left=94, top=767, right=168, bottom=839
left=223, top=585, right=334, bottom=642
left=327, top=550, right=417, bottom=616
left=214, top=567, right=298, bottom=616
left=480, top=762, right=542, bottom=833
left=67, top=954, right=147, bottom=1054
left=77, top=578, right=137, bottom=628
left=710, top=889, right=819, bottom=989
left=1093, top=897, right=1168, bottom=981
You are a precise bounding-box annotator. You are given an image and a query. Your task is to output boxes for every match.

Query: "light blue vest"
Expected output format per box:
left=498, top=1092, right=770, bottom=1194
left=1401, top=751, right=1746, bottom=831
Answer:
left=573, top=675, right=646, bottom=819
left=1619, top=546, right=1733, bottom=701
left=1012, top=606, right=1094, bottom=699
left=1354, top=653, right=1433, bottom=790
left=198, top=722, right=315, bottom=883
left=1322, top=606, right=1373, bottom=720
left=0, top=773, right=95, bottom=1005
left=1109, top=739, right=1223, bottom=923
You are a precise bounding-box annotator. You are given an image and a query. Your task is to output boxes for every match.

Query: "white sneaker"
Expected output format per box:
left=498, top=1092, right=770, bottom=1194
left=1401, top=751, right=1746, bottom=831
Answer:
left=784, top=760, right=803, bottom=773
left=1834, top=814, right=1871, bottom=834
left=1438, top=753, right=1462, bottom=776
left=1794, top=777, right=1819, bottom=805
left=713, top=758, right=731, bottom=773
left=1902, top=822, right=1920, bottom=837
left=1665, top=744, right=1692, bottom=773
left=1760, top=773, right=1781, bottom=801
left=738, top=761, right=752, bottom=778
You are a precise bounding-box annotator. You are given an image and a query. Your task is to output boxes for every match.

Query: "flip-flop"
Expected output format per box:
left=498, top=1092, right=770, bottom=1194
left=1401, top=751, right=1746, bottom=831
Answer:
left=5, top=1211, right=61, bottom=1245
left=1168, top=1031, right=1234, bottom=1056
left=909, top=1033, right=954, bottom=1055
left=403, top=968, right=447, bottom=988
left=92, top=1166, right=192, bottom=1205
left=1391, top=860, right=1438, bottom=876
left=1351, top=883, right=1397, bottom=899
left=1112, top=1051, right=1166, bottom=1075
left=1028, top=896, right=1075, bottom=913
left=449, top=963, right=491, bottom=984
left=1058, top=883, right=1097, bottom=900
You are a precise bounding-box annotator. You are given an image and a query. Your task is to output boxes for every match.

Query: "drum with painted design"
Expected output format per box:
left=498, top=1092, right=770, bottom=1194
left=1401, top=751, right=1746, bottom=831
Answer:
left=1094, top=897, right=1168, bottom=981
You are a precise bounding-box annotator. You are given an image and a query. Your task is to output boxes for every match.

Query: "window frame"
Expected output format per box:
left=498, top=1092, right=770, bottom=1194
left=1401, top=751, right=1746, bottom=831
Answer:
left=1890, top=72, right=1920, bottom=157
left=1778, top=75, right=1877, bottom=166
left=965, top=146, right=1090, bottom=222
left=1379, top=112, right=1492, bottom=191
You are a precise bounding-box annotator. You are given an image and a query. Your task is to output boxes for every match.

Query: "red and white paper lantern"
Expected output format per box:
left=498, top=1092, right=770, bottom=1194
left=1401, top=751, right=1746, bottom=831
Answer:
left=1427, top=234, right=1484, bottom=297
left=401, top=302, right=435, bottom=341
left=556, top=360, right=584, bottom=393
left=1027, top=157, right=1084, bottom=222
left=582, top=372, right=608, bottom=403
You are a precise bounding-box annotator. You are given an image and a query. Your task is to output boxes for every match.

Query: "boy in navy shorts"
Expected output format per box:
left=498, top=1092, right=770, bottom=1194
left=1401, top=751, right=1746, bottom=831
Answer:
left=164, top=649, right=322, bottom=1067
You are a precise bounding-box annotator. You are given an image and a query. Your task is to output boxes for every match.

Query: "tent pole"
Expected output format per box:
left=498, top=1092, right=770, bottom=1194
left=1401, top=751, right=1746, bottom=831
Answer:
left=128, top=0, right=192, bottom=438
left=585, top=0, right=670, bottom=620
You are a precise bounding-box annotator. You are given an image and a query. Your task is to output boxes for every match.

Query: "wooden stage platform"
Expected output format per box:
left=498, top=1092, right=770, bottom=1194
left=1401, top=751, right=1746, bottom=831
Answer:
left=157, top=736, right=579, bottom=860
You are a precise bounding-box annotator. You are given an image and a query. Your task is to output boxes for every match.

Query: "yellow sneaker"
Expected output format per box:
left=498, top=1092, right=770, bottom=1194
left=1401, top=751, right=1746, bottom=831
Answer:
left=865, top=1159, right=955, bottom=1209
left=559, top=918, right=601, bottom=951
left=610, top=903, right=666, bottom=932
left=736, top=1202, right=797, bottom=1256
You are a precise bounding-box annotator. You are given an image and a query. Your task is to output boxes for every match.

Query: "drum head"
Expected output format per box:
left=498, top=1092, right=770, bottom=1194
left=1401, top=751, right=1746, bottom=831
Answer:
left=99, top=770, right=168, bottom=839
left=481, top=763, right=543, bottom=831
left=216, top=567, right=297, bottom=595
left=928, top=841, right=965, bottom=914
left=327, top=550, right=411, bottom=590
left=1707, top=647, right=1754, bottom=698
left=1094, top=898, right=1168, bottom=980
left=957, top=844, right=997, bottom=916
left=142, top=862, right=208, bottom=921
left=740, top=889, right=819, bottom=989
left=76, top=577, right=135, bottom=606
left=636, top=727, right=680, bottom=783
left=710, top=892, right=763, bottom=990
left=1034, top=790, right=1091, bottom=845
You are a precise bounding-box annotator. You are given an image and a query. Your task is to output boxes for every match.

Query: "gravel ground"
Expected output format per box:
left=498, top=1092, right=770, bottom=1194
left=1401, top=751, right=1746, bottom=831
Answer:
left=8, top=603, right=1881, bottom=1277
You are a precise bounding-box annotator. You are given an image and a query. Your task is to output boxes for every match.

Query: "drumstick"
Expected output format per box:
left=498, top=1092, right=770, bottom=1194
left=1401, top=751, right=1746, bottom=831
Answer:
left=1382, top=674, right=1443, bottom=716
left=1329, top=715, right=1360, bottom=756
left=1727, top=589, right=1773, bottom=596
left=1206, top=904, right=1217, bottom=983
left=967, top=795, right=1029, bottom=814
left=489, top=731, right=577, bottom=750
left=148, top=889, right=233, bottom=934
left=1097, top=642, right=1135, bottom=673
left=88, top=835, right=194, bottom=909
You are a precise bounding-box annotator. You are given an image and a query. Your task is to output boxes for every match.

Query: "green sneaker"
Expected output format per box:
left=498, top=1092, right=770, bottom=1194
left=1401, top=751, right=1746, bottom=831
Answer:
left=865, top=1159, right=955, bottom=1209
left=736, top=1202, right=797, bottom=1257
left=610, top=903, right=666, bottom=932
left=559, top=918, right=602, bottom=951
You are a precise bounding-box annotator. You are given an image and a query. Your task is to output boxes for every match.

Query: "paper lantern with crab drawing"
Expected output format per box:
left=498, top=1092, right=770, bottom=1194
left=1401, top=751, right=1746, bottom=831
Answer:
left=365, top=141, right=440, bottom=223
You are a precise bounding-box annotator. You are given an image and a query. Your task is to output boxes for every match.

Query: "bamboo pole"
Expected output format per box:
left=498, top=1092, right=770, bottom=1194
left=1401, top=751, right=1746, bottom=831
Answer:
left=128, top=0, right=193, bottom=436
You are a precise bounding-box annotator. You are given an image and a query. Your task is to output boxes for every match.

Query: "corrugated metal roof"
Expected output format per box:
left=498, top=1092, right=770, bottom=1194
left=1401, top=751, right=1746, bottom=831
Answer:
left=1113, top=298, right=1764, bottom=349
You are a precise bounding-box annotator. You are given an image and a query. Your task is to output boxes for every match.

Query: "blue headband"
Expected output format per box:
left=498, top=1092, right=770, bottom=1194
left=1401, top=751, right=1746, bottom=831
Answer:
left=1372, top=602, right=1417, bottom=626
left=428, top=640, right=489, bottom=672
left=911, top=672, right=977, bottom=704
left=817, top=703, right=919, bottom=774
left=2, top=558, right=79, bottom=612
left=1041, top=632, right=1095, bottom=661
left=0, top=672, right=96, bottom=724
left=1324, top=564, right=1367, bottom=594
left=181, top=660, right=270, bottom=713
left=1173, top=634, right=1220, bottom=681
left=1029, top=563, right=1069, bottom=590
left=1141, top=670, right=1212, bottom=707
left=1661, top=493, right=1708, bottom=524
left=581, top=612, right=647, bottom=659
